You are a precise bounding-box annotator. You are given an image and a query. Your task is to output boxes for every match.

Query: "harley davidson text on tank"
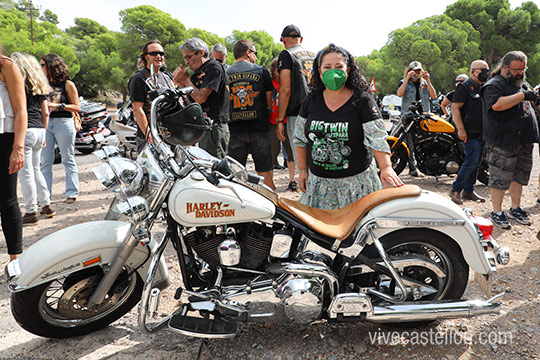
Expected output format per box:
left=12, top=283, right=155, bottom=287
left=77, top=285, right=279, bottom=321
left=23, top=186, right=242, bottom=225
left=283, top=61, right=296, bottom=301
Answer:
left=5, top=68, right=508, bottom=340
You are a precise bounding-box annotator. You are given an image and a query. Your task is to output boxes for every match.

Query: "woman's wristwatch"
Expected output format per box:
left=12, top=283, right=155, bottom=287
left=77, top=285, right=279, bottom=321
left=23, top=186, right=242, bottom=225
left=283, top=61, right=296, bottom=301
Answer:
left=59, top=103, right=66, bottom=111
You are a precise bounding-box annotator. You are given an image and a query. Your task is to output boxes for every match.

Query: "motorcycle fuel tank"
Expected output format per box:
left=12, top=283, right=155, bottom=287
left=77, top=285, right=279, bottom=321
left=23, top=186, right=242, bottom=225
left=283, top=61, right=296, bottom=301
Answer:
left=168, top=173, right=275, bottom=227
left=420, top=115, right=455, bottom=133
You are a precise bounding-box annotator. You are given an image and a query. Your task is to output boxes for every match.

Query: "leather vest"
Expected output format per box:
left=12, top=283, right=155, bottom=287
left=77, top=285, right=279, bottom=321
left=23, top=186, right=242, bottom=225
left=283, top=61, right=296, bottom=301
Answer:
left=227, top=62, right=267, bottom=122
left=286, top=45, right=315, bottom=116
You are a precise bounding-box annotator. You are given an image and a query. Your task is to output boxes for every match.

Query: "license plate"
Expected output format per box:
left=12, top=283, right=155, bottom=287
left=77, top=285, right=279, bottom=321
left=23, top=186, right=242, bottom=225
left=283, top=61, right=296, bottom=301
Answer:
left=474, top=271, right=493, bottom=297
left=93, top=133, right=104, bottom=142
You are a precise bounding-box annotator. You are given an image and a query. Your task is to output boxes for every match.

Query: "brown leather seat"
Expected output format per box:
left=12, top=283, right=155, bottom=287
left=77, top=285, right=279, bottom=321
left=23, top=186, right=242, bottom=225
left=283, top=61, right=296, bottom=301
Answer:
left=278, top=185, right=422, bottom=241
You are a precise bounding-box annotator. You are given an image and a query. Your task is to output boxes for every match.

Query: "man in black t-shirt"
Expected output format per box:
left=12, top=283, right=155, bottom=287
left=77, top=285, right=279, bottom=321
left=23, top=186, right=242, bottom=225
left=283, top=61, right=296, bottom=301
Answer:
left=481, top=51, right=540, bottom=229
left=129, top=40, right=174, bottom=153
left=226, top=40, right=275, bottom=189
left=173, top=38, right=230, bottom=159
left=275, top=25, right=315, bottom=191
left=448, top=60, right=489, bottom=205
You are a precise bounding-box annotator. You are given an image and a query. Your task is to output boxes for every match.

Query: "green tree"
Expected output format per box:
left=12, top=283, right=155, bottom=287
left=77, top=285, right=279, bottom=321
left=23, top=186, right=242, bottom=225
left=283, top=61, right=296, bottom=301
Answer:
left=226, top=30, right=283, bottom=67
left=361, top=15, right=481, bottom=95
left=445, top=0, right=540, bottom=72
left=67, top=18, right=108, bottom=39
left=39, top=9, right=57, bottom=25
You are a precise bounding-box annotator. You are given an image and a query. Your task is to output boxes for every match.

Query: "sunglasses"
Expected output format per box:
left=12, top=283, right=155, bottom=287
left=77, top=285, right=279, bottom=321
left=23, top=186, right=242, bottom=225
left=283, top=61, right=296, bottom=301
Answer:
left=147, top=51, right=165, bottom=57
left=456, top=80, right=464, bottom=84
left=183, top=51, right=200, bottom=61
left=249, top=48, right=258, bottom=56
left=40, top=63, right=46, bottom=67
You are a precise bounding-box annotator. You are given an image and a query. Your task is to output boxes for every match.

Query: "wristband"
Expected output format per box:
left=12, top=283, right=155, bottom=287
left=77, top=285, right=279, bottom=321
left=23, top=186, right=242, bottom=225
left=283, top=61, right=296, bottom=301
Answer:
left=277, top=119, right=284, bottom=123
left=299, top=168, right=308, bottom=173
left=59, top=103, right=65, bottom=111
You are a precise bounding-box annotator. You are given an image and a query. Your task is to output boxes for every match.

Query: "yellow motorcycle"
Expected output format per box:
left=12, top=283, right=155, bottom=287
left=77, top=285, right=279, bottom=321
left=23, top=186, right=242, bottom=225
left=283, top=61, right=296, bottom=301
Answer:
left=387, top=101, right=489, bottom=185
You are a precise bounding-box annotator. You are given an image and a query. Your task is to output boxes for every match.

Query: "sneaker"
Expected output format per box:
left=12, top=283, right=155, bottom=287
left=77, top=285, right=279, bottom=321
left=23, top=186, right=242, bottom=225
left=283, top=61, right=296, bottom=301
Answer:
left=40, top=205, right=56, bottom=218
left=22, top=212, right=38, bottom=227
left=287, top=181, right=298, bottom=192
left=507, top=207, right=531, bottom=225
left=490, top=211, right=511, bottom=229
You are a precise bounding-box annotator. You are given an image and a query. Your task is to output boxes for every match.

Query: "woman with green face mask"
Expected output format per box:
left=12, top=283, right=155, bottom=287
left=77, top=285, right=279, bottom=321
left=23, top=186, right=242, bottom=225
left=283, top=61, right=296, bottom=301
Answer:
left=293, top=44, right=403, bottom=210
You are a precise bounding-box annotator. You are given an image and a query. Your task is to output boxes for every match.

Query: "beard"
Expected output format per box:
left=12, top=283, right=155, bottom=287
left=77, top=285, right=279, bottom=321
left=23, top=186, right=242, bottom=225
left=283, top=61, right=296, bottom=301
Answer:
left=504, top=71, right=526, bottom=89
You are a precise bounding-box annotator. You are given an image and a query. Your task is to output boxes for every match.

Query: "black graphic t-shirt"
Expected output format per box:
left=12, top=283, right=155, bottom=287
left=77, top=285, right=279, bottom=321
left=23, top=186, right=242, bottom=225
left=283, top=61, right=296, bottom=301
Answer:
left=190, top=59, right=229, bottom=123
left=299, top=91, right=379, bottom=178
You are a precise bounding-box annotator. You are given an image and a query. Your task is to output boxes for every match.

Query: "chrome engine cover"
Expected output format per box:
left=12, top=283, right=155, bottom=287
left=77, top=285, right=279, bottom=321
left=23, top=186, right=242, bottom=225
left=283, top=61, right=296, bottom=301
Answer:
left=276, top=275, right=324, bottom=324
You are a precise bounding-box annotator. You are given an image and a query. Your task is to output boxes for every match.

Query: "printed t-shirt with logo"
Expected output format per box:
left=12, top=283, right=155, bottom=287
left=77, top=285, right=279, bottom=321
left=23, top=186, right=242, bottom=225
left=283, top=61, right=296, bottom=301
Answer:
left=226, top=61, right=275, bottom=133
left=190, top=58, right=229, bottom=123
left=299, top=91, right=381, bottom=178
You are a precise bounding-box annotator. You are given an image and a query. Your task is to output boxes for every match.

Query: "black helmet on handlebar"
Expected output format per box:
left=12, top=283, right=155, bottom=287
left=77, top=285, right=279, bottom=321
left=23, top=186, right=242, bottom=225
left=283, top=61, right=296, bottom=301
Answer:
left=157, top=101, right=211, bottom=146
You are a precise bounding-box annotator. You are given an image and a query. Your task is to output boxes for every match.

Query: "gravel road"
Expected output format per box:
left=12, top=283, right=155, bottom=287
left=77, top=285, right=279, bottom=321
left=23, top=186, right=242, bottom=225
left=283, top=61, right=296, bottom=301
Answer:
left=1, top=149, right=539, bottom=360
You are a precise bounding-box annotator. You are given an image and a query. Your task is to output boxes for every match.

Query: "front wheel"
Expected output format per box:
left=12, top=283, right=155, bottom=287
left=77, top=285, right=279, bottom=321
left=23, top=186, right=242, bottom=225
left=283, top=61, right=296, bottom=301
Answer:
left=11, top=266, right=142, bottom=338
left=387, top=139, right=409, bottom=176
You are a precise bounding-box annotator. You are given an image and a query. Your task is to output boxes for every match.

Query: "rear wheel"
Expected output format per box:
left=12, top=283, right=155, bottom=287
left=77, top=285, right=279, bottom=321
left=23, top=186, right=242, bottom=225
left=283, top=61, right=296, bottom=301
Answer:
left=11, top=266, right=142, bottom=338
left=387, top=139, right=409, bottom=176
left=77, top=141, right=98, bottom=155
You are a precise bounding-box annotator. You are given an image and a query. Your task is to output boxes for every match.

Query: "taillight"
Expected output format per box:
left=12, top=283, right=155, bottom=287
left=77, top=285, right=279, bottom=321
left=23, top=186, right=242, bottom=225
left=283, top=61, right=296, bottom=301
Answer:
left=472, top=215, right=493, bottom=239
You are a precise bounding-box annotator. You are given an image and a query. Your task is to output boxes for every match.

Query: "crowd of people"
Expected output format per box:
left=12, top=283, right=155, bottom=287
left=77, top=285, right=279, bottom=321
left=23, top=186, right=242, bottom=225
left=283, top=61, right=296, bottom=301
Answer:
left=2, top=24, right=539, bottom=262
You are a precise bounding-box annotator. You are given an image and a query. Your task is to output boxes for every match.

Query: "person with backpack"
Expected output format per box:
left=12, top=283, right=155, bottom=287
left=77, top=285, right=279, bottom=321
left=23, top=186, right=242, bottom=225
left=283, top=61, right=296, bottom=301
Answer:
left=293, top=44, right=403, bottom=210
left=275, top=25, right=315, bottom=191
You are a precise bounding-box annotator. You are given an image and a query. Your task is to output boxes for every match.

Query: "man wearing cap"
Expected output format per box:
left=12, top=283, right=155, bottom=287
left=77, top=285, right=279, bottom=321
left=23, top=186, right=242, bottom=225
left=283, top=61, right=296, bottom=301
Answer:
left=449, top=60, right=490, bottom=205
left=226, top=39, right=276, bottom=189
left=396, top=61, right=437, bottom=177
left=276, top=24, right=316, bottom=191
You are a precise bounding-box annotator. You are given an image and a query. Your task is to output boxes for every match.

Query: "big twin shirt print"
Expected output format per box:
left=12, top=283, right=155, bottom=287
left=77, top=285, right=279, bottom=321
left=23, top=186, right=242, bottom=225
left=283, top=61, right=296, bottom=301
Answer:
left=308, top=120, right=352, bottom=171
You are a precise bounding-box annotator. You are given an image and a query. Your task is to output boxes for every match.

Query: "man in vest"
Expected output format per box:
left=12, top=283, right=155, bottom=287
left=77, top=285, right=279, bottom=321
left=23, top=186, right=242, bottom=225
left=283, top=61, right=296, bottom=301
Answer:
left=226, top=39, right=275, bottom=189
left=173, top=38, right=230, bottom=158
left=396, top=60, right=437, bottom=177
left=448, top=60, right=489, bottom=205
left=276, top=24, right=315, bottom=192
left=482, top=50, right=540, bottom=229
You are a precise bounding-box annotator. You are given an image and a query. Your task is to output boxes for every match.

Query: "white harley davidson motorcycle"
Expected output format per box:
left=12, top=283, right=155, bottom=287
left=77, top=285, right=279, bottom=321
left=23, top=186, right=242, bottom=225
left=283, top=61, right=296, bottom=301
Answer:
left=5, top=74, right=509, bottom=340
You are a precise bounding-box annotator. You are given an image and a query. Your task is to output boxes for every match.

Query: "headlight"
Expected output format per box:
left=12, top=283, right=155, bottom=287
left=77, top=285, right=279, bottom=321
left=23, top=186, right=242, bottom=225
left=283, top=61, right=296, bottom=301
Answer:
left=93, top=157, right=145, bottom=196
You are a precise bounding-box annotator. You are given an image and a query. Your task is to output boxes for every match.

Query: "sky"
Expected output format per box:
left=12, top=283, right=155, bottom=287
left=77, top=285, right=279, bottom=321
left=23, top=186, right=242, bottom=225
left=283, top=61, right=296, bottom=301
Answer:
left=38, top=0, right=535, bottom=57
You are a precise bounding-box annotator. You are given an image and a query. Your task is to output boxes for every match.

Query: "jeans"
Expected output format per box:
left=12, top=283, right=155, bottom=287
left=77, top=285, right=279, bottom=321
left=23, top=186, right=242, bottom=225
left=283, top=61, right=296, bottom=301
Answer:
left=452, top=139, right=485, bottom=193
left=19, top=128, right=51, bottom=213
left=0, top=133, right=22, bottom=255
left=41, top=117, right=79, bottom=198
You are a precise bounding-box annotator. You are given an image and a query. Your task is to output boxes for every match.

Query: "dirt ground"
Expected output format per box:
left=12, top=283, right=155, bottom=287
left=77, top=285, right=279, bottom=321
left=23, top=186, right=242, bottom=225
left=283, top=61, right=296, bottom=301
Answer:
left=0, top=148, right=539, bottom=360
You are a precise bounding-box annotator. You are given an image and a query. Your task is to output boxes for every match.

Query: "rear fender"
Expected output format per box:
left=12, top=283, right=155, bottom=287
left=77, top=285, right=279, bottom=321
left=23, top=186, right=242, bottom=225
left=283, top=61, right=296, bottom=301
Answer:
left=358, top=190, right=494, bottom=274
left=7, top=221, right=169, bottom=292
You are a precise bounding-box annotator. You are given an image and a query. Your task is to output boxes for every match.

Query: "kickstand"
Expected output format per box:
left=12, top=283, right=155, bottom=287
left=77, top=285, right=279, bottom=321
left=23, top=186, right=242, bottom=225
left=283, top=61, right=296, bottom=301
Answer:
left=196, top=339, right=209, bottom=360
left=435, top=176, right=439, bottom=188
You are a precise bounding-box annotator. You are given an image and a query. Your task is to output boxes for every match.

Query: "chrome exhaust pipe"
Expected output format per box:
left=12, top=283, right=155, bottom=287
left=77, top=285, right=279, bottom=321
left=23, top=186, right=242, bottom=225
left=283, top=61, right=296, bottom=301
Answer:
left=365, top=293, right=503, bottom=323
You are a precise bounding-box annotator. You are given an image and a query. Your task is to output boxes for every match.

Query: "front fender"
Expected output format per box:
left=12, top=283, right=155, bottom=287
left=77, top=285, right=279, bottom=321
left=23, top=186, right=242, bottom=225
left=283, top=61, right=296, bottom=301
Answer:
left=360, top=190, right=494, bottom=275
left=6, top=220, right=168, bottom=292
left=387, top=136, right=410, bottom=157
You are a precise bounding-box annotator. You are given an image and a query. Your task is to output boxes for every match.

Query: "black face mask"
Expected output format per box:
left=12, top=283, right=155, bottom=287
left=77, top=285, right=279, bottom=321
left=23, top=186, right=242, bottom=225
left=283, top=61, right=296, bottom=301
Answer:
left=478, top=68, right=489, bottom=83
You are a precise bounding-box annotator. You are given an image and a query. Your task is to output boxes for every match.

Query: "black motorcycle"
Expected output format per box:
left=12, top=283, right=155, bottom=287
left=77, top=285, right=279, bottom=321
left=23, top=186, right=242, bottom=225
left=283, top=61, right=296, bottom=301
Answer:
left=387, top=101, right=489, bottom=185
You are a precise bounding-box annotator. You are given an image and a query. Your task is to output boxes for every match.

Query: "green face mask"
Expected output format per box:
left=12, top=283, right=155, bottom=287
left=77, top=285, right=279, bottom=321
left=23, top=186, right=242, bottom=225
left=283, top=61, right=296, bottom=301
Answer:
left=321, top=68, right=347, bottom=91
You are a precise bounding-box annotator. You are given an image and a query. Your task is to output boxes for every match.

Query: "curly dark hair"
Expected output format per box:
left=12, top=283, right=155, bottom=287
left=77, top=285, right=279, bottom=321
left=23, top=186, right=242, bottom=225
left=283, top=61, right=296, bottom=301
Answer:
left=41, top=53, right=71, bottom=86
left=309, top=44, right=368, bottom=94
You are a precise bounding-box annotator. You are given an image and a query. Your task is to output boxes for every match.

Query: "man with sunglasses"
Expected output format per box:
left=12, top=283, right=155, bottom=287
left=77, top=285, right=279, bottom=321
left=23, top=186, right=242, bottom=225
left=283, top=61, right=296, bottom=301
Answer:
left=173, top=38, right=230, bottom=158
left=225, top=39, right=275, bottom=189
left=449, top=60, right=489, bottom=205
left=129, top=40, right=174, bottom=153
left=482, top=51, right=540, bottom=229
